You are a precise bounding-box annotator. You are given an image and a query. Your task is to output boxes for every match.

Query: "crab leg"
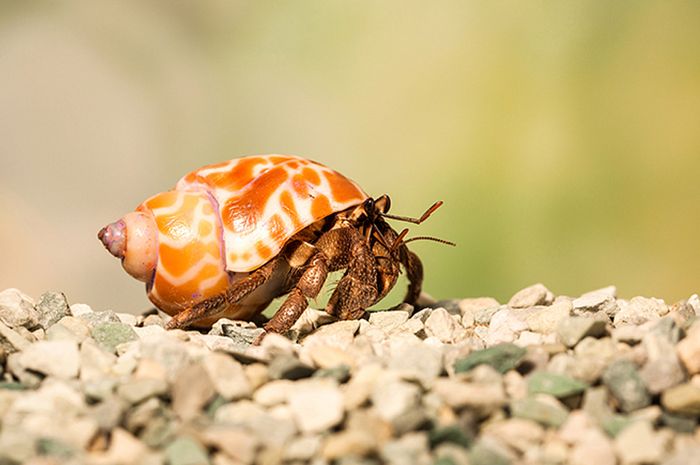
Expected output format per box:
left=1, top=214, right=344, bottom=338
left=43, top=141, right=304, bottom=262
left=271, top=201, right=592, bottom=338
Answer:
left=400, top=248, right=423, bottom=305
left=165, top=256, right=283, bottom=329
left=262, top=251, right=329, bottom=336
left=323, top=227, right=379, bottom=320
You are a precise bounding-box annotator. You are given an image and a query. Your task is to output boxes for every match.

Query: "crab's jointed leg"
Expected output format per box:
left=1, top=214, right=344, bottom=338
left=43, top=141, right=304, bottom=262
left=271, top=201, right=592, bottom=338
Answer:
left=262, top=250, right=329, bottom=335
left=323, top=227, right=379, bottom=321
left=165, top=256, right=283, bottom=329
left=400, top=248, right=423, bottom=305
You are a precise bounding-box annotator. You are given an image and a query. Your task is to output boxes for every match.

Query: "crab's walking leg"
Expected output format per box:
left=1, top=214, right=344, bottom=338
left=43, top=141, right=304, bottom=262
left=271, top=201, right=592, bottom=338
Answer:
left=165, top=256, right=282, bottom=329
left=401, top=248, right=423, bottom=305
left=262, top=251, right=329, bottom=336
left=324, top=228, right=379, bottom=320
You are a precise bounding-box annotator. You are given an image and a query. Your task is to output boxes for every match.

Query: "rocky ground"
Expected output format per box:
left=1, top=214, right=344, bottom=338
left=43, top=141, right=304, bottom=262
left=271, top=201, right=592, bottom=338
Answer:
left=1, top=285, right=700, bottom=465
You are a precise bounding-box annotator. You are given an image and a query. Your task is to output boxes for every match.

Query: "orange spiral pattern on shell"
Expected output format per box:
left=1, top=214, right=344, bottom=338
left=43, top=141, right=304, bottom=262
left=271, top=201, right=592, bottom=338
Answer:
left=135, top=155, right=368, bottom=321
left=177, top=154, right=368, bottom=272
left=138, top=191, right=229, bottom=316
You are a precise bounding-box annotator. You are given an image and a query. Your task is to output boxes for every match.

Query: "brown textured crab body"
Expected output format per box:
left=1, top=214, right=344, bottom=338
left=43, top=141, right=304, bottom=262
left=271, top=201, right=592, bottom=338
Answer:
left=99, top=155, right=433, bottom=335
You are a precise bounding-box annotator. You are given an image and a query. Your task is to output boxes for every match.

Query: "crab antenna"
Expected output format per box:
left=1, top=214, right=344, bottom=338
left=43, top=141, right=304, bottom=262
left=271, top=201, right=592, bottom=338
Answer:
left=403, top=235, right=456, bottom=247
left=381, top=200, right=444, bottom=225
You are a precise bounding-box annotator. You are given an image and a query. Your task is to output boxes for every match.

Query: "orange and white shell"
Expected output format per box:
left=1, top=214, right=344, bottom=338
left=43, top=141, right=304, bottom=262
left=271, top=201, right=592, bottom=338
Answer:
left=99, top=155, right=368, bottom=320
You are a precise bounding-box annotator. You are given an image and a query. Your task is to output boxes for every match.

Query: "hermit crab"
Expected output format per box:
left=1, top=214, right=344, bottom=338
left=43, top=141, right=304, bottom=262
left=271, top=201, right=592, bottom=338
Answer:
left=98, top=155, right=450, bottom=338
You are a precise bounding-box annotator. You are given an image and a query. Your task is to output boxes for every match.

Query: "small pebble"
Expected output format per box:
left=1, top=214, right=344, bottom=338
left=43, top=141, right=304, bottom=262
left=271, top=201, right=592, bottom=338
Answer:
left=614, top=420, right=669, bottom=465
left=661, top=382, right=700, bottom=415
left=35, top=291, right=69, bottom=329
left=557, top=316, right=607, bottom=347
left=268, top=353, right=315, bottom=380
left=510, top=394, right=569, bottom=427
left=172, top=363, right=216, bottom=421
left=602, top=359, right=651, bottom=413
left=369, top=310, right=410, bottom=333
left=0, top=288, right=39, bottom=329
left=0, top=286, right=697, bottom=464
left=288, top=379, right=344, bottom=433
left=613, top=296, right=666, bottom=326
left=91, top=322, right=138, bottom=352
left=424, top=307, right=466, bottom=343
left=508, top=283, right=552, bottom=308
left=165, top=436, right=210, bottom=465
left=677, top=321, right=700, bottom=375
left=12, top=339, right=80, bottom=379
left=523, top=300, right=571, bottom=334
left=527, top=372, right=587, bottom=398
left=454, top=343, right=526, bottom=374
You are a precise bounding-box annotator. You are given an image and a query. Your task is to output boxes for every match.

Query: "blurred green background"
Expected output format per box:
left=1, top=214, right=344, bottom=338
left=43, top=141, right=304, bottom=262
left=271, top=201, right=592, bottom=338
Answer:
left=1, top=1, right=698, bottom=314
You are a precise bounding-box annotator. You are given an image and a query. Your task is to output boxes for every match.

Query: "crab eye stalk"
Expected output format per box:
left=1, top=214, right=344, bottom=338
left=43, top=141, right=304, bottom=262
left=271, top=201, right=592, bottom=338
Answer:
left=98, top=211, right=158, bottom=282
left=374, top=194, right=391, bottom=214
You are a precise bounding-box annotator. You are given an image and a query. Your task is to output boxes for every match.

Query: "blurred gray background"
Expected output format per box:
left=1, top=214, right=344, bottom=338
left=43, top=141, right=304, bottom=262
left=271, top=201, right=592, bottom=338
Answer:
left=1, top=1, right=699, bottom=313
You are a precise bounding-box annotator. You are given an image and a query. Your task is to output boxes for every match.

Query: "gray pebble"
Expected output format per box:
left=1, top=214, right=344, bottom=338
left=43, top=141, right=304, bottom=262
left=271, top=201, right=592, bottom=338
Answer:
left=602, top=359, right=651, bottom=413
left=639, top=320, right=686, bottom=394
left=35, top=291, right=70, bottom=329
left=557, top=316, right=607, bottom=347
left=474, top=306, right=502, bottom=325
left=268, top=354, right=315, bottom=380
left=79, top=310, right=121, bottom=328
left=0, top=285, right=697, bottom=464
left=91, top=322, right=138, bottom=353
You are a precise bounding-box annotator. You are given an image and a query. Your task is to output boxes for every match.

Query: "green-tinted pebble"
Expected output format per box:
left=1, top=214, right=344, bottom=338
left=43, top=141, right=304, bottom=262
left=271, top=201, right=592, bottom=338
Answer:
left=601, top=414, right=634, bottom=437
left=510, top=397, right=569, bottom=427
left=454, top=343, right=526, bottom=374
left=528, top=372, right=587, bottom=398
left=165, top=436, right=210, bottom=465
left=91, top=322, right=138, bottom=352
left=429, top=425, right=472, bottom=448
left=602, top=360, right=651, bottom=413
left=0, top=382, right=27, bottom=391
left=469, top=442, right=512, bottom=465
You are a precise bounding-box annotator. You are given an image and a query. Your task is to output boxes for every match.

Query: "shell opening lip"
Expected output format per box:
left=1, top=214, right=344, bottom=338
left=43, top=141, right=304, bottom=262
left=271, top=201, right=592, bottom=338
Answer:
left=98, top=219, right=127, bottom=259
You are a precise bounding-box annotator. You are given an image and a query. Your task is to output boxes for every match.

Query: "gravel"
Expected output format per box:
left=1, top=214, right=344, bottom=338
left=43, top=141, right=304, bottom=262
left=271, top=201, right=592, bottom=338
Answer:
left=0, top=284, right=699, bottom=464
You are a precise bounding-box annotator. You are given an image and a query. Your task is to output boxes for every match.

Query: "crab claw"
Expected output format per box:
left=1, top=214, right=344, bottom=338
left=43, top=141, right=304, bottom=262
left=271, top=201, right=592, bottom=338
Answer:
left=98, top=212, right=158, bottom=283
